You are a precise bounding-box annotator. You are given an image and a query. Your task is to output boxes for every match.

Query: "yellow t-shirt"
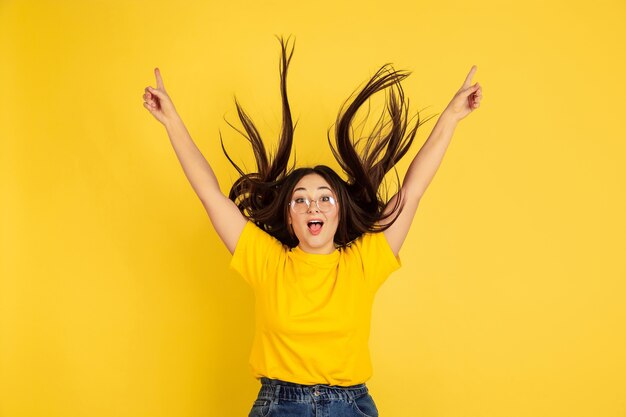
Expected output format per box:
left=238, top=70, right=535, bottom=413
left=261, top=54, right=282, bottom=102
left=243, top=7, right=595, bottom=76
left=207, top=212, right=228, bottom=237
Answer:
left=230, top=221, right=402, bottom=386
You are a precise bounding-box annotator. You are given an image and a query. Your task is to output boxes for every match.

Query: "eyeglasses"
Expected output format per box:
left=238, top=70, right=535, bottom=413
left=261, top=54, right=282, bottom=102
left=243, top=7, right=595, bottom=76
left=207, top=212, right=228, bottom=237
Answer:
left=289, top=195, right=337, bottom=214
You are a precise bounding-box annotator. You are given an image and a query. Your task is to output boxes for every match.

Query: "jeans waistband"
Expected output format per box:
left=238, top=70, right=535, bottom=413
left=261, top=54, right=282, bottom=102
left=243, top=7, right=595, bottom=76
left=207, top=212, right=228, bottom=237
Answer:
left=258, top=377, right=369, bottom=402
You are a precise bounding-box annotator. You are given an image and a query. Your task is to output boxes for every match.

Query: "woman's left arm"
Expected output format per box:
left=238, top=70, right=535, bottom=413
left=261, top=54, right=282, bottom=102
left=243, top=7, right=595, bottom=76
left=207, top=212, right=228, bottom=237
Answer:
left=382, top=65, right=483, bottom=256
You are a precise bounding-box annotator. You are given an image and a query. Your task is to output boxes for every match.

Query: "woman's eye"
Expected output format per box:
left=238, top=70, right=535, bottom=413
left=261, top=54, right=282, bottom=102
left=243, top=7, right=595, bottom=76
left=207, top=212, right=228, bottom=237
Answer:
left=295, top=197, right=306, bottom=203
left=320, top=196, right=330, bottom=202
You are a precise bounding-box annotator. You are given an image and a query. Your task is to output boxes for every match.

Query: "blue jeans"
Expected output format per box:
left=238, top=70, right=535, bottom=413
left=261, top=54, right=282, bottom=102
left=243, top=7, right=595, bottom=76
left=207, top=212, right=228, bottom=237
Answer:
left=248, top=377, right=379, bottom=417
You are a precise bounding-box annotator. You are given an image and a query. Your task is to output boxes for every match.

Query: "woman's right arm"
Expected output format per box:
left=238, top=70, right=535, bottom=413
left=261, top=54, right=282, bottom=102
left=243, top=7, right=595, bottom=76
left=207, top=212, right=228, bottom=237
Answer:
left=143, top=67, right=246, bottom=254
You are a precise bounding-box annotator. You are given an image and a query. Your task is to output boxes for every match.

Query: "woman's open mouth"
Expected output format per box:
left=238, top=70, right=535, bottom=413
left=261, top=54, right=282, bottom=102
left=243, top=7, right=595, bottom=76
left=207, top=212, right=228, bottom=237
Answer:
left=307, top=220, right=324, bottom=235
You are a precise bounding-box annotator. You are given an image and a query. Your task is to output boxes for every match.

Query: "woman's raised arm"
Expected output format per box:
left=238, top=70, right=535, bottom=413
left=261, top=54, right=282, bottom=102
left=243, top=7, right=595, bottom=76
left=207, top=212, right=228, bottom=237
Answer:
left=382, top=65, right=483, bottom=257
left=143, top=67, right=247, bottom=254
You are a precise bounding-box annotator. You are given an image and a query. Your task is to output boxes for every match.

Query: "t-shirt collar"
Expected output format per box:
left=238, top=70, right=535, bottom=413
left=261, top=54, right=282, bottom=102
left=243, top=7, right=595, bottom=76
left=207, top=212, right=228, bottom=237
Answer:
left=290, top=245, right=341, bottom=266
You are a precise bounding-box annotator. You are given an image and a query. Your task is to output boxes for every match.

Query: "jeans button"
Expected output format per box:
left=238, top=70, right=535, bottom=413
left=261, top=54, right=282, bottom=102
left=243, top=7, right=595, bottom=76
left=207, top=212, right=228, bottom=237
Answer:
left=314, top=390, right=320, bottom=396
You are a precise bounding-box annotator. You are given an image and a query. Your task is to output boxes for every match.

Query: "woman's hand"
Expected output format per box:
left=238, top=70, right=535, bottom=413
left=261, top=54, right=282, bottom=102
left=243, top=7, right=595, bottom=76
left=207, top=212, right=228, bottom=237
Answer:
left=142, top=67, right=180, bottom=127
left=441, top=65, right=482, bottom=123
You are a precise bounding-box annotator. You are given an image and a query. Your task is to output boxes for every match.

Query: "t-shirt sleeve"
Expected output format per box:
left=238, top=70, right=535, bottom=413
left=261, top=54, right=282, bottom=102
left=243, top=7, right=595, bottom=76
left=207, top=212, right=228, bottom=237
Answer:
left=229, top=221, right=285, bottom=287
left=353, top=231, right=402, bottom=291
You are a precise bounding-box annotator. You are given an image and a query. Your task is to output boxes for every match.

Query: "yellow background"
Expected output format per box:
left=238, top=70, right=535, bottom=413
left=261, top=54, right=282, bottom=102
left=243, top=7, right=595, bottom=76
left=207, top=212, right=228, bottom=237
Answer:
left=1, top=0, right=625, bottom=416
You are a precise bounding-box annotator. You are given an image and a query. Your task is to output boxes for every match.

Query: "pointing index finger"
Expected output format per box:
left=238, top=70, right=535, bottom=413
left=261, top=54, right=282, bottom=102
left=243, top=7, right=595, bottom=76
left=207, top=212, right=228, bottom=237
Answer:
left=462, top=65, right=477, bottom=88
left=154, top=67, right=165, bottom=89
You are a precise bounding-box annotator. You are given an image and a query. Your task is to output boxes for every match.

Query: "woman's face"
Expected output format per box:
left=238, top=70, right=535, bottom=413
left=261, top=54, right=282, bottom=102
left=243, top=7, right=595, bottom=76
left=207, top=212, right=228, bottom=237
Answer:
left=287, top=173, right=340, bottom=254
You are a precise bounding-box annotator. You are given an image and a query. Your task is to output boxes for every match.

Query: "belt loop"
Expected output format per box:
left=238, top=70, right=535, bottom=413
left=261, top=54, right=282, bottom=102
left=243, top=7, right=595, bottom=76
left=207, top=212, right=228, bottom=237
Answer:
left=273, top=383, right=281, bottom=401
left=345, top=387, right=354, bottom=402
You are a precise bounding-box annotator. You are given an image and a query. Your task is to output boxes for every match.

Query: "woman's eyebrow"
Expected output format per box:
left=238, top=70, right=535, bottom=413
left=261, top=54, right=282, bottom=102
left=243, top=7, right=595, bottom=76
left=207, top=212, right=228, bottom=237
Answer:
left=293, top=186, right=332, bottom=192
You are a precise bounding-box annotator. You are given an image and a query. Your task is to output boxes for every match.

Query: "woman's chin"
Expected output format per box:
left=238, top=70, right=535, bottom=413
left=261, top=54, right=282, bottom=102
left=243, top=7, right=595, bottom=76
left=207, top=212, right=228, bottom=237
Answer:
left=299, top=237, right=336, bottom=254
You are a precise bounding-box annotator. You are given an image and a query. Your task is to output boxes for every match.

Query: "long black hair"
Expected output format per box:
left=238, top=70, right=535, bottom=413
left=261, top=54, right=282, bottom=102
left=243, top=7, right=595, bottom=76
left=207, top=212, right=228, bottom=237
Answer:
left=219, top=35, right=436, bottom=248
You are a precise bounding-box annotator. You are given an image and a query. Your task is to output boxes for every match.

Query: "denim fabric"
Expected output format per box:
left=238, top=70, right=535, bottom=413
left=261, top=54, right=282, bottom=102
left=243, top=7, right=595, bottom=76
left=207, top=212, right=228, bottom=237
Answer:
left=248, top=377, right=379, bottom=417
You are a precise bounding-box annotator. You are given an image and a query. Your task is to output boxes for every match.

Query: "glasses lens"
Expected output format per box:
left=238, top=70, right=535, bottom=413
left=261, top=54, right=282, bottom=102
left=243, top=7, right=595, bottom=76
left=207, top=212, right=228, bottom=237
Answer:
left=292, top=199, right=309, bottom=214
left=317, top=196, right=335, bottom=212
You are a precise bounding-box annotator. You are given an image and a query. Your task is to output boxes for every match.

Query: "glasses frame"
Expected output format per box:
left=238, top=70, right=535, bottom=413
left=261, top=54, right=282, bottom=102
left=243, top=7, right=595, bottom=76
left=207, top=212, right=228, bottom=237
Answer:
left=288, top=195, right=337, bottom=214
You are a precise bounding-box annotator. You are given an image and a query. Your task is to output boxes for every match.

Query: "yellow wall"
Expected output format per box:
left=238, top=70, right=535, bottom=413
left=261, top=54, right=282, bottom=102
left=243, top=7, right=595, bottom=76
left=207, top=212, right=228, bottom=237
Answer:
left=1, top=0, right=625, bottom=416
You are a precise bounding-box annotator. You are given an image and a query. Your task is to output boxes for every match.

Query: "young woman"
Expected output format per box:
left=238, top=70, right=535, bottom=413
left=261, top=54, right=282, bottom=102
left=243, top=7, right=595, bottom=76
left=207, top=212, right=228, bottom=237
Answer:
left=142, top=36, right=482, bottom=417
